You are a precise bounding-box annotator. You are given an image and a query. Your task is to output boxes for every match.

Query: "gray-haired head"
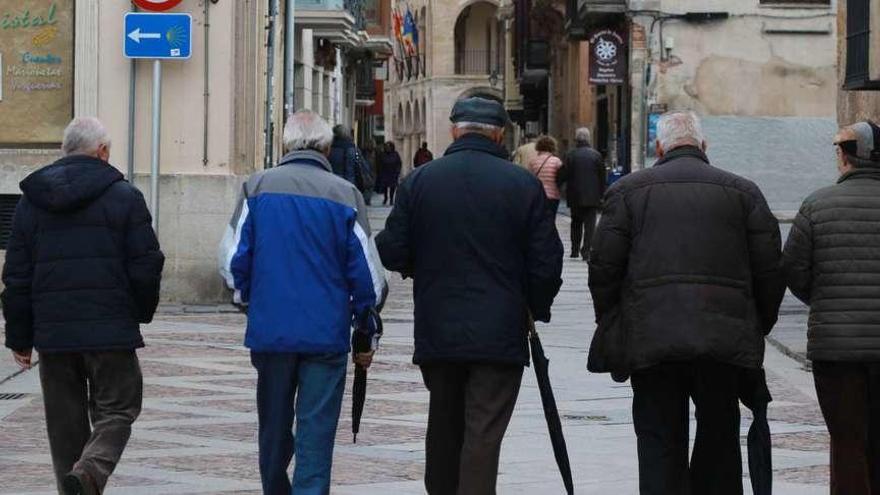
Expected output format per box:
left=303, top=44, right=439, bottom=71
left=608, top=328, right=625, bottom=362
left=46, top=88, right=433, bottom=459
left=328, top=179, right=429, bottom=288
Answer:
left=657, top=111, right=705, bottom=153
left=283, top=110, right=334, bottom=153
left=62, top=117, right=111, bottom=157
left=575, top=127, right=592, bottom=146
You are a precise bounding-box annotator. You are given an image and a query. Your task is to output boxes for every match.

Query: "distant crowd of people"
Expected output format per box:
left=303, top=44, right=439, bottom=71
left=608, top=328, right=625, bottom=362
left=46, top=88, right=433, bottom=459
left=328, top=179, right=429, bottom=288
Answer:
left=4, top=98, right=880, bottom=495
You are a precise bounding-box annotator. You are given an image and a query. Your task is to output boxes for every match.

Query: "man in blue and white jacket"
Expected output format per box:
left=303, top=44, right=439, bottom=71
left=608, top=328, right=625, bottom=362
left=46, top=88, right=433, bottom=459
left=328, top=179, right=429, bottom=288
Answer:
left=219, top=110, right=387, bottom=495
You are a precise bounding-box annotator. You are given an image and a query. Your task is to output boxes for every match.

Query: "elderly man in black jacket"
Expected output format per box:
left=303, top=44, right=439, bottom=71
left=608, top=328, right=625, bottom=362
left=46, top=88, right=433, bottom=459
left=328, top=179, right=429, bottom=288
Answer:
left=377, top=97, right=563, bottom=494
left=2, top=117, right=164, bottom=495
left=589, top=111, right=785, bottom=495
left=559, top=127, right=605, bottom=260
left=783, top=121, right=880, bottom=495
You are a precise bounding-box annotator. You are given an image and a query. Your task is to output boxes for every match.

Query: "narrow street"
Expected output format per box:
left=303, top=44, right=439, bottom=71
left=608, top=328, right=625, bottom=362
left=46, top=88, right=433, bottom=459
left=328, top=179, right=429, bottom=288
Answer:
left=0, top=208, right=829, bottom=494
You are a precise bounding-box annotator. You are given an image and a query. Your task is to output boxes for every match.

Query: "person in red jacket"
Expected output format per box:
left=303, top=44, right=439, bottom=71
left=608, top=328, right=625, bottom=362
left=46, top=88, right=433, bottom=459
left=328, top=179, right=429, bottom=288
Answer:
left=413, top=141, right=434, bottom=168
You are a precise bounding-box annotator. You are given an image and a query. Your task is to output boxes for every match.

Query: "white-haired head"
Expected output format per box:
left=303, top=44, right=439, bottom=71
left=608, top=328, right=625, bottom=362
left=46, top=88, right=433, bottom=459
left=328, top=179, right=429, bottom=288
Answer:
left=656, top=111, right=706, bottom=155
left=283, top=110, right=334, bottom=153
left=575, top=127, right=592, bottom=146
left=451, top=121, right=505, bottom=144
left=62, top=117, right=111, bottom=158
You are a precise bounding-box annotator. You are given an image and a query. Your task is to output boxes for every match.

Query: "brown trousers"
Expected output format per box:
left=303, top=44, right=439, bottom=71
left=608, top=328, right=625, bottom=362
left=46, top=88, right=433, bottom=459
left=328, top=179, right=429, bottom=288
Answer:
left=814, top=361, right=880, bottom=495
left=420, top=363, right=523, bottom=495
left=39, top=351, right=143, bottom=494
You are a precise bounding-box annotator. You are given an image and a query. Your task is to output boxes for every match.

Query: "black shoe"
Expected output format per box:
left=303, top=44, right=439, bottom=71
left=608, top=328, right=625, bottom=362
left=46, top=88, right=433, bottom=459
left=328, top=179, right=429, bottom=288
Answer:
left=570, top=252, right=579, bottom=259
left=62, top=474, right=84, bottom=495
left=63, top=472, right=97, bottom=495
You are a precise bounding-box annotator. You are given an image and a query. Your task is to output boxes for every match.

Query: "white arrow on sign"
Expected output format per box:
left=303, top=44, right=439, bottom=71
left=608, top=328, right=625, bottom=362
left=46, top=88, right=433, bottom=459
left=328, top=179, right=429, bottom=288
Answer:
left=128, top=28, right=162, bottom=44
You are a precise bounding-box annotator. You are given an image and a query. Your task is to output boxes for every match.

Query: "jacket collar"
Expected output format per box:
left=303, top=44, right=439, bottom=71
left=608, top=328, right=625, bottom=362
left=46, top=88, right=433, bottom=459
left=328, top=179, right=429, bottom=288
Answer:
left=444, top=133, right=510, bottom=160
left=838, top=167, right=880, bottom=184
left=655, top=145, right=710, bottom=167
left=277, top=149, right=333, bottom=172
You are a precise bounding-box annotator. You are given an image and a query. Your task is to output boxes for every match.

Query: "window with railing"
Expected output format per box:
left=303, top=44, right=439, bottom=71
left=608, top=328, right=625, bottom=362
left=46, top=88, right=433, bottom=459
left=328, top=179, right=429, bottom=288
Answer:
left=455, top=50, right=499, bottom=75
left=759, top=0, right=829, bottom=4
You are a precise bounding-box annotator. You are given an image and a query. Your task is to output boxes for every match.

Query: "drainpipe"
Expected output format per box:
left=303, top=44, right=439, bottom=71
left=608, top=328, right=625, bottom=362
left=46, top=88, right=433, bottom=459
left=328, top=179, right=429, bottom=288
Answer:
left=202, top=0, right=212, bottom=167
left=284, top=0, right=296, bottom=120
left=264, top=0, right=280, bottom=168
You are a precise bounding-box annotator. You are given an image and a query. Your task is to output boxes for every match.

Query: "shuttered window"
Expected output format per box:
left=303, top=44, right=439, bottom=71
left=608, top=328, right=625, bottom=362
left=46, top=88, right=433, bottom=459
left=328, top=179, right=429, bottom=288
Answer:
left=844, top=0, right=880, bottom=90
left=759, top=0, right=829, bottom=4
left=0, top=194, right=21, bottom=250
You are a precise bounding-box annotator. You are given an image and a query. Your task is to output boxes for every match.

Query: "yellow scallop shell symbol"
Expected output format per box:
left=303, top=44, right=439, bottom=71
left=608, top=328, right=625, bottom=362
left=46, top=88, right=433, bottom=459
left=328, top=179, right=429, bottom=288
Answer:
left=32, top=26, right=58, bottom=47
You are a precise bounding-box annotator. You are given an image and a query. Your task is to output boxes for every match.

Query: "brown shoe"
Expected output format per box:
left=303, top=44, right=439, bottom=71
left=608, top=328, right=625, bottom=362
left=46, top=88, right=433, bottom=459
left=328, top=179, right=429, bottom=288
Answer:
left=62, top=471, right=99, bottom=495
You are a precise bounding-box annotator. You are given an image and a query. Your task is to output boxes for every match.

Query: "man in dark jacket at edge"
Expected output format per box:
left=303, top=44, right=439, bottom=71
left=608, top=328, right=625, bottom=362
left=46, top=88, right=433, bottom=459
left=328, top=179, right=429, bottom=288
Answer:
left=376, top=97, right=564, bottom=494
left=783, top=121, right=880, bottom=495
left=559, top=127, right=605, bottom=260
left=588, top=111, right=785, bottom=495
left=2, top=117, right=165, bottom=495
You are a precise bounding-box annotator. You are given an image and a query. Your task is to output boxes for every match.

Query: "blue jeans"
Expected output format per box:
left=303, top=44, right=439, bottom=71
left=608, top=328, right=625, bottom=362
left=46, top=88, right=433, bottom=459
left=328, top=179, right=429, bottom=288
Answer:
left=251, top=351, right=347, bottom=495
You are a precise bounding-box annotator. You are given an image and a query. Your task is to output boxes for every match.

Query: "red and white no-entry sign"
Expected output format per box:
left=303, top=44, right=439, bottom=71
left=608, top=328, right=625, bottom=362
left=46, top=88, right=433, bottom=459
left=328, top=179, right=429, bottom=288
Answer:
left=132, top=0, right=183, bottom=12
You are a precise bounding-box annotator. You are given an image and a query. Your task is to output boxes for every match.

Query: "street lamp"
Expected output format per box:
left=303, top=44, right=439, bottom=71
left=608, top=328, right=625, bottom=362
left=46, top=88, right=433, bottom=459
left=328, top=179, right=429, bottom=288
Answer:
left=488, top=69, right=500, bottom=87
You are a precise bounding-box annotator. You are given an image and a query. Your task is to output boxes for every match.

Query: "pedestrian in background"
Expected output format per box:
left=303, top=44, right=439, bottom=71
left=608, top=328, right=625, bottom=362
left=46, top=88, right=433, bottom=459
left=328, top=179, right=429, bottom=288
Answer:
left=3, top=117, right=165, bottom=495
left=413, top=141, right=434, bottom=168
left=589, top=111, right=785, bottom=495
left=529, top=135, right=564, bottom=215
left=783, top=121, right=880, bottom=495
left=378, top=141, right=403, bottom=206
left=559, top=127, right=605, bottom=260
left=219, top=110, right=387, bottom=495
left=328, top=125, right=360, bottom=186
left=513, top=131, right=538, bottom=169
left=359, top=140, right=377, bottom=205
left=377, top=97, right=563, bottom=494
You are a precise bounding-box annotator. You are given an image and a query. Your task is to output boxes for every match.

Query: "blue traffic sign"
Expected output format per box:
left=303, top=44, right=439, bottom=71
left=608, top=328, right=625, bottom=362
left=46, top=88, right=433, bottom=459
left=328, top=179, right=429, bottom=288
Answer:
left=124, top=13, right=192, bottom=60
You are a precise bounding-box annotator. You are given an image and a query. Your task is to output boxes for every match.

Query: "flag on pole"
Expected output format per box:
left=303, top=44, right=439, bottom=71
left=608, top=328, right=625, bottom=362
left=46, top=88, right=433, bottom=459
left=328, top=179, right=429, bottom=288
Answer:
left=402, top=7, right=418, bottom=56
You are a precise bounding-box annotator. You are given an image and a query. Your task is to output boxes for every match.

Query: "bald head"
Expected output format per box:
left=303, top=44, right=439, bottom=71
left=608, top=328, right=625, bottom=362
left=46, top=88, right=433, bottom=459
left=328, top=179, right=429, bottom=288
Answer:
left=62, top=117, right=111, bottom=161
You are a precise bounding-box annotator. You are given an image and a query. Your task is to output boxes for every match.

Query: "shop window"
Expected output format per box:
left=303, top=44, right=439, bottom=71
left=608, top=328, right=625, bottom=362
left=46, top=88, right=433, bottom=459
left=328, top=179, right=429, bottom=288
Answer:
left=0, top=195, right=21, bottom=250
left=0, top=1, right=75, bottom=146
left=844, top=0, right=880, bottom=90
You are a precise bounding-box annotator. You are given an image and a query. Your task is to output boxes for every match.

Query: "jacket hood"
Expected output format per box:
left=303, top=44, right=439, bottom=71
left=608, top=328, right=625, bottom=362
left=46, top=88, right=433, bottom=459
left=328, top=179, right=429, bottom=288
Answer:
left=445, top=133, right=510, bottom=160
left=21, top=155, right=124, bottom=212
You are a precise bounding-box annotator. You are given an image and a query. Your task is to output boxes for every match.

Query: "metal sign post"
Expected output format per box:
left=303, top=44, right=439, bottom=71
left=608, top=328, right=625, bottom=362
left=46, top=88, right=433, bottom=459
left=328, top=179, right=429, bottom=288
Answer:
left=150, top=60, right=162, bottom=231
left=124, top=13, right=192, bottom=234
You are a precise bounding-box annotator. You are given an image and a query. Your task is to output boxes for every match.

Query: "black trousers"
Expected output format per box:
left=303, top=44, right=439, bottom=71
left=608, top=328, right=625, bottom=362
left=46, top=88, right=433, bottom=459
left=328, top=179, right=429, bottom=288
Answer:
left=39, top=351, right=143, bottom=494
left=813, top=361, right=880, bottom=495
left=420, top=363, right=524, bottom=495
left=570, top=206, right=598, bottom=258
left=631, top=361, right=743, bottom=495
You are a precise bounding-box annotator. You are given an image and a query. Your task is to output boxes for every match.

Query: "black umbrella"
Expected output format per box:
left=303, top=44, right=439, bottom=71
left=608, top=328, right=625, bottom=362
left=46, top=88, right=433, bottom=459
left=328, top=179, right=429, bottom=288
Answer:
left=739, top=368, right=773, bottom=495
left=352, top=308, right=383, bottom=443
left=528, top=318, right=575, bottom=495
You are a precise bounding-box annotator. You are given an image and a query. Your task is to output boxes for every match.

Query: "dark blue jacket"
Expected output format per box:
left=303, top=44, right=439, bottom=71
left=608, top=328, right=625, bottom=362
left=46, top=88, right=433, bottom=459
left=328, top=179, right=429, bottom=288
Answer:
left=376, top=134, right=564, bottom=365
left=2, top=156, right=165, bottom=352
left=329, top=136, right=359, bottom=185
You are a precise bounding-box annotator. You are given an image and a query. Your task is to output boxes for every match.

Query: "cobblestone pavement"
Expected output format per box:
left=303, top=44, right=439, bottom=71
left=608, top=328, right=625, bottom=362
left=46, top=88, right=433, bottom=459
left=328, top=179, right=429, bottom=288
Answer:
left=0, top=209, right=829, bottom=494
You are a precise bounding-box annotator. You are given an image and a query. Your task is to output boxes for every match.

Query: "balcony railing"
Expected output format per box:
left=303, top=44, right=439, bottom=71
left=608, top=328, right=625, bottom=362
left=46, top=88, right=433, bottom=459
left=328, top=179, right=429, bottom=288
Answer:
left=455, top=50, right=500, bottom=75
left=296, top=0, right=365, bottom=29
